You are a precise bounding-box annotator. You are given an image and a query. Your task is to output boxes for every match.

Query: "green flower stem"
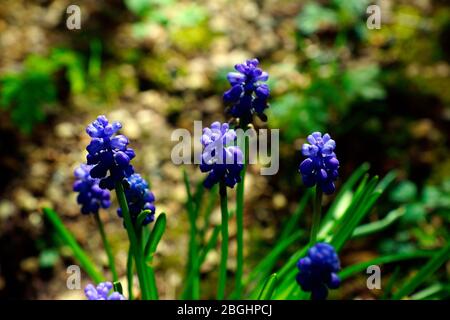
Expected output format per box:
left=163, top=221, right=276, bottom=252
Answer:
left=93, top=212, right=118, bottom=282
left=115, top=182, right=150, bottom=300
left=234, top=130, right=249, bottom=299
left=181, top=171, right=200, bottom=299
left=217, top=181, right=229, bottom=300
left=136, top=225, right=159, bottom=300
left=310, top=186, right=322, bottom=244
left=235, top=163, right=246, bottom=299
left=126, top=246, right=134, bottom=300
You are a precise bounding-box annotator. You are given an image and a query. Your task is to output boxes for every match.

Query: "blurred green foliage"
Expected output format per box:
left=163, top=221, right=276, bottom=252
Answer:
left=270, top=63, right=384, bottom=141
left=297, top=0, right=370, bottom=36
left=0, top=64, right=56, bottom=134
left=269, top=0, right=385, bottom=142
left=125, top=0, right=209, bottom=40
left=390, top=179, right=450, bottom=227
left=0, top=49, right=84, bottom=134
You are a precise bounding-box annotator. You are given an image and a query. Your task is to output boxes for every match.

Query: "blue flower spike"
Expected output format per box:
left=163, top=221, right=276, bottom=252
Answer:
left=224, top=58, right=270, bottom=125
left=296, top=242, right=341, bottom=300
left=73, top=164, right=111, bottom=215
left=299, top=132, right=339, bottom=195
left=84, top=282, right=126, bottom=300
left=85, top=115, right=135, bottom=190
left=200, top=121, right=244, bottom=189
left=117, top=173, right=156, bottom=226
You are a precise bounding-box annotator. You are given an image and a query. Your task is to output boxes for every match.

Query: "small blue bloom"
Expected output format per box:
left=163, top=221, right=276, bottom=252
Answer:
left=200, top=122, right=244, bottom=189
left=84, top=282, right=126, bottom=300
left=296, top=242, right=341, bottom=300
left=299, top=132, right=339, bottom=194
left=73, top=164, right=111, bottom=215
left=85, top=115, right=135, bottom=190
left=117, top=173, right=156, bottom=226
left=223, top=58, right=270, bottom=124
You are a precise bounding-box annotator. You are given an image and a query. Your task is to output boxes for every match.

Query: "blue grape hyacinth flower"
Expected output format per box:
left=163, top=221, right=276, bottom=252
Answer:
left=73, top=164, right=111, bottom=215
left=296, top=242, right=341, bottom=300
left=117, top=173, right=156, bottom=226
left=85, top=115, right=135, bottom=190
left=200, top=121, right=244, bottom=189
left=223, top=58, right=270, bottom=124
left=84, top=282, right=126, bottom=300
left=299, top=132, right=339, bottom=194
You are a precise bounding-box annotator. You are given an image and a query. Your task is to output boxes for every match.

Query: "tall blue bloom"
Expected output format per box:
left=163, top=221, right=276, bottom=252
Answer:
left=223, top=58, right=270, bottom=124
left=299, top=132, right=339, bottom=194
left=296, top=242, right=341, bottom=300
left=117, top=173, right=156, bottom=226
left=85, top=115, right=135, bottom=190
left=200, top=122, right=244, bottom=189
left=73, top=164, right=111, bottom=215
left=84, top=282, right=126, bottom=300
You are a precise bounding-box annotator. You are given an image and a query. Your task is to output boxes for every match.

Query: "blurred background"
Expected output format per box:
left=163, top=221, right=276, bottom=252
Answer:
left=0, top=0, right=449, bottom=299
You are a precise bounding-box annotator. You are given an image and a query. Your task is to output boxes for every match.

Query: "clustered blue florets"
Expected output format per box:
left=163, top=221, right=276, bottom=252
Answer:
left=73, top=164, right=111, bottom=215
left=86, top=115, right=135, bottom=190
left=296, top=243, right=341, bottom=300
left=81, top=115, right=156, bottom=226
left=200, top=122, right=244, bottom=189
left=118, top=173, right=156, bottom=225
left=84, top=282, right=126, bottom=300
left=223, top=58, right=270, bottom=124
left=299, top=132, right=339, bottom=194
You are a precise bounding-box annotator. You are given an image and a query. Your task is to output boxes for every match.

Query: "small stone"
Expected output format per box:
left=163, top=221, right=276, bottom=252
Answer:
left=0, top=200, right=15, bottom=220
left=15, top=189, right=38, bottom=211
left=31, top=161, right=49, bottom=178
left=273, top=193, right=287, bottom=209
left=29, top=212, right=42, bottom=227
left=55, top=122, right=75, bottom=139
left=20, top=257, right=39, bottom=273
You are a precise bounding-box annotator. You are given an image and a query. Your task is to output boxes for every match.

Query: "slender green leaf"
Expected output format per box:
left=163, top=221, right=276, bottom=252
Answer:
left=392, top=244, right=450, bottom=299
left=113, top=281, right=123, bottom=294
left=381, top=266, right=401, bottom=299
left=198, top=225, right=220, bottom=265
left=244, top=231, right=303, bottom=288
left=319, top=172, right=370, bottom=239
left=258, top=274, right=278, bottom=300
left=321, top=163, right=370, bottom=225
left=279, top=189, right=311, bottom=241
left=331, top=176, right=380, bottom=250
left=352, top=207, right=404, bottom=238
left=260, top=246, right=309, bottom=299
left=376, top=170, right=397, bottom=192
left=199, top=184, right=218, bottom=243
left=43, top=207, right=104, bottom=283
left=339, top=251, right=436, bottom=281
left=136, top=210, right=154, bottom=228
left=144, top=213, right=167, bottom=263
left=410, top=283, right=450, bottom=300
